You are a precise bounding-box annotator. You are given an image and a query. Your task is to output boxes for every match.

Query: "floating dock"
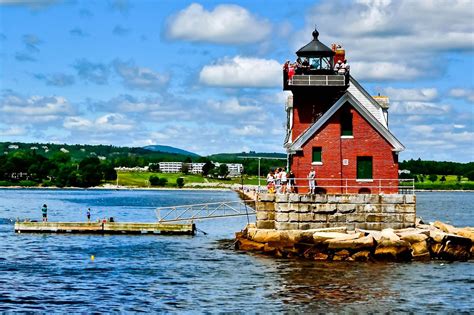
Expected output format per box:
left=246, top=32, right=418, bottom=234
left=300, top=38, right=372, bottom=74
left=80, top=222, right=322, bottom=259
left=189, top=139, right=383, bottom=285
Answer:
left=14, top=222, right=195, bottom=235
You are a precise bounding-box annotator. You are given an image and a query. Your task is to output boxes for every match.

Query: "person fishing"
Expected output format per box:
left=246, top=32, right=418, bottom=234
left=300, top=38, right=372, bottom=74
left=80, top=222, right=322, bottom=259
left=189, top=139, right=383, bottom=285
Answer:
left=41, top=204, right=48, bottom=222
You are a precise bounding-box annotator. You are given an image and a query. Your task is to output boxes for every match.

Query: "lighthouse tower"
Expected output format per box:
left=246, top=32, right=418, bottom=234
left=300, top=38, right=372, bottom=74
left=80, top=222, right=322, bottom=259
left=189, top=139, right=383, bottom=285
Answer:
left=283, top=29, right=405, bottom=194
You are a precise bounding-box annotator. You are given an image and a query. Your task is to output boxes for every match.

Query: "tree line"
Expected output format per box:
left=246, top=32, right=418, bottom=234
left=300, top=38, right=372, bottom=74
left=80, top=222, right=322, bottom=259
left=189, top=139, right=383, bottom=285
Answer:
left=400, top=158, right=474, bottom=180
left=0, top=151, right=116, bottom=187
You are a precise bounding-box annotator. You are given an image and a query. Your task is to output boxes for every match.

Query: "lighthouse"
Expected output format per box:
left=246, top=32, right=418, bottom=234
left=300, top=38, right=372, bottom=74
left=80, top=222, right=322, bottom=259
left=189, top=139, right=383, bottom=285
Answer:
left=283, top=29, right=405, bottom=194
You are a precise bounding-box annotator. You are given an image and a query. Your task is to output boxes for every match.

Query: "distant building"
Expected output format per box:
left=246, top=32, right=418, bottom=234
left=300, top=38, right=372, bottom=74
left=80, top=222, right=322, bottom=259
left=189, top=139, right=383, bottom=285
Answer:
left=214, top=162, right=244, bottom=177
left=8, top=145, right=19, bottom=149
left=159, top=162, right=184, bottom=173
left=189, top=163, right=205, bottom=174
left=399, top=169, right=411, bottom=175
left=30, top=146, right=38, bottom=150
left=60, top=148, right=69, bottom=153
left=115, top=166, right=149, bottom=172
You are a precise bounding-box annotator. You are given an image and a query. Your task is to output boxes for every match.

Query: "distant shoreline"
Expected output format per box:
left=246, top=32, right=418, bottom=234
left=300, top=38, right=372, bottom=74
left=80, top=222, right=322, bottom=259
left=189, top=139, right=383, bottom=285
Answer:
left=0, top=185, right=236, bottom=192
left=0, top=186, right=473, bottom=193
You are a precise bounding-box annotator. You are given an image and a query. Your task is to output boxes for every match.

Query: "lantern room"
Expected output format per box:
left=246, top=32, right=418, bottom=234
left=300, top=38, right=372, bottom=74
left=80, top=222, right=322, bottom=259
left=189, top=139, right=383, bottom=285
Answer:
left=283, top=28, right=348, bottom=90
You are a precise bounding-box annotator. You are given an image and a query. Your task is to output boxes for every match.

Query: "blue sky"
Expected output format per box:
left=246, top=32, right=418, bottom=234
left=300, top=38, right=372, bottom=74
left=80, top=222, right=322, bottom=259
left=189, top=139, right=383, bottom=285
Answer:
left=0, top=0, right=473, bottom=162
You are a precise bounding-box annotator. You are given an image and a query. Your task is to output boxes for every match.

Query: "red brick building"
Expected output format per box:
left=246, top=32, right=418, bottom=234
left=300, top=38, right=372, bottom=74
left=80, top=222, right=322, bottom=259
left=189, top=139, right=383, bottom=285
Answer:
left=283, top=30, right=404, bottom=194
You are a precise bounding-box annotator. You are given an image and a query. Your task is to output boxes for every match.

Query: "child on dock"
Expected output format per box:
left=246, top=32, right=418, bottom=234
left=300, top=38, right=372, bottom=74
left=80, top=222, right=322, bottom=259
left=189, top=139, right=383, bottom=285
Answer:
left=41, top=204, right=48, bottom=222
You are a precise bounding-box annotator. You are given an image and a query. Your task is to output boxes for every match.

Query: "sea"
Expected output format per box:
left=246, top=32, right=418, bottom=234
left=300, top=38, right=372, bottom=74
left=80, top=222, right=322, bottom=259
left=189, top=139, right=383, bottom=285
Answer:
left=0, top=189, right=473, bottom=313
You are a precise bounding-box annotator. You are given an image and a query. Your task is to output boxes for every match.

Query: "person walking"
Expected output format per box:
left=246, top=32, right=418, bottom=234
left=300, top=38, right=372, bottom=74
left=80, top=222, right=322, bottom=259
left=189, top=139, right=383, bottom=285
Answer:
left=41, top=204, right=48, bottom=222
left=308, top=168, right=316, bottom=194
left=87, top=208, right=91, bottom=223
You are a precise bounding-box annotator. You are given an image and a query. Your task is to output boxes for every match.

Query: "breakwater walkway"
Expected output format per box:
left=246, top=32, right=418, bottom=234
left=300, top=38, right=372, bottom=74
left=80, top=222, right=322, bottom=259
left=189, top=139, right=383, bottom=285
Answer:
left=15, top=221, right=195, bottom=235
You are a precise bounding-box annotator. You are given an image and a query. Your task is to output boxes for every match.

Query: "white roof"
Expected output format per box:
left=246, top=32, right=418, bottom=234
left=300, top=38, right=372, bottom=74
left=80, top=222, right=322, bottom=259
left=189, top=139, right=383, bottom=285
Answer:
left=348, top=76, right=388, bottom=127
left=286, top=91, right=405, bottom=153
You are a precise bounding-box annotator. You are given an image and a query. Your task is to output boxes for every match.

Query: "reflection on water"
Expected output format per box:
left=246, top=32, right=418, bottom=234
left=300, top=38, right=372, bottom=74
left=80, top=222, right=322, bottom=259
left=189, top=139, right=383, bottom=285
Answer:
left=0, top=189, right=473, bottom=312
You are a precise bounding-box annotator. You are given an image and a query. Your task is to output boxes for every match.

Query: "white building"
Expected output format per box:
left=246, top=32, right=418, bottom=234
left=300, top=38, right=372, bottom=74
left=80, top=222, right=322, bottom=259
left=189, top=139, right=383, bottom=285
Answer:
left=189, top=163, right=205, bottom=174
left=159, top=162, right=184, bottom=173
left=213, top=162, right=244, bottom=177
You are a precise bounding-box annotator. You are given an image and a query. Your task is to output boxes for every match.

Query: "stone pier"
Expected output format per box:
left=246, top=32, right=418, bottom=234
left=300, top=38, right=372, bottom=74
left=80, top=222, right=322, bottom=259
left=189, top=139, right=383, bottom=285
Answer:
left=255, top=193, right=416, bottom=231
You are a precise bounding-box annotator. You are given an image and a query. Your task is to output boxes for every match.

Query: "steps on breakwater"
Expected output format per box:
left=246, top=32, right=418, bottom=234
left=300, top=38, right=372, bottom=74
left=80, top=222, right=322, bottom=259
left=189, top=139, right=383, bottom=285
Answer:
left=14, top=221, right=195, bottom=235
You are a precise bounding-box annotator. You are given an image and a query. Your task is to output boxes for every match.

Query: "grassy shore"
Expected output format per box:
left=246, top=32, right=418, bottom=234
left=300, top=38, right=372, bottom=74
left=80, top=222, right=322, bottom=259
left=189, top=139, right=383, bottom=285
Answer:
left=1, top=172, right=473, bottom=190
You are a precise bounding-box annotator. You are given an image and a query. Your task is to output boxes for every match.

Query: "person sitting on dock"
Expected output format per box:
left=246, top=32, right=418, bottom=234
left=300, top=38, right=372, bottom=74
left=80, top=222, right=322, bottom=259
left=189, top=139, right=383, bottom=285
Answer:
left=41, top=204, right=48, bottom=222
left=87, top=208, right=91, bottom=223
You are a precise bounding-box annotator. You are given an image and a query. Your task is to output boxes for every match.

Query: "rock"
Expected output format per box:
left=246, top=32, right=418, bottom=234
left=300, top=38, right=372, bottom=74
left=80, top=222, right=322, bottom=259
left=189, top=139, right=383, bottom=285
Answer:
left=433, top=221, right=458, bottom=234
left=438, top=234, right=472, bottom=261
left=351, top=250, right=372, bottom=262
left=250, top=229, right=281, bottom=243
left=313, top=232, right=351, bottom=243
left=415, top=217, right=424, bottom=226
left=326, top=235, right=375, bottom=250
left=380, top=228, right=400, bottom=241
left=455, top=228, right=474, bottom=243
left=314, top=252, right=329, bottom=261
left=284, top=230, right=315, bottom=243
left=235, top=238, right=265, bottom=251
left=400, top=232, right=429, bottom=244
left=374, top=240, right=412, bottom=261
left=429, top=229, right=447, bottom=243
left=263, top=244, right=277, bottom=254
left=333, top=249, right=351, bottom=261
left=410, top=240, right=431, bottom=260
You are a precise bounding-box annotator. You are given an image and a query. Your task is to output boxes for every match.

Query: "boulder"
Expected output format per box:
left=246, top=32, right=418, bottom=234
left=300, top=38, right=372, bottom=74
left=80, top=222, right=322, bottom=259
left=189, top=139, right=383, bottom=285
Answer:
left=455, top=228, right=474, bottom=243
left=313, top=252, right=329, bottom=261
left=429, top=229, right=447, bottom=243
left=410, top=240, right=431, bottom=260
left=400, top=232, right=429, bottom=244
left=374, top=240, right=412, bottom=261
left=284, top=230, right=315, bottom=243
left=351, top=250, right=372, bottom=262
left=333, top=249, right=351, bottom=261
left=235, top=238, right=265, bottom=251
left=313, top=232, right=351, bottom=243
left=326, top=235, right=375, bottom=251
left=433, top=221, right=458, bottom=234
left=250, top=229, right=281, bottom=243
left=380, top=228, right=400, bottom=242
left=438, top=234, right=472, bottom=261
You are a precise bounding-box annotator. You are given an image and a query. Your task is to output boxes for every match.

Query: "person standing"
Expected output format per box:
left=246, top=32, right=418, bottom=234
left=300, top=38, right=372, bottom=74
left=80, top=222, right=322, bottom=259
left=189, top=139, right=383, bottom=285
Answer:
left=87, top=208, right=91, bottom=223
left=280, top=168, right=288, bottom=193
left=41, top=204, right=48, bottom=222
left=308, top=168, right=316, bottom=194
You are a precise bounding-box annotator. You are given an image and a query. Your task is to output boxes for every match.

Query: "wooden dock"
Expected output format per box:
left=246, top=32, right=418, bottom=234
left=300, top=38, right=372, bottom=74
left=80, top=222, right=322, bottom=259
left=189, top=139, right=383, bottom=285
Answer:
left=14, top=222, right=195, bottom=235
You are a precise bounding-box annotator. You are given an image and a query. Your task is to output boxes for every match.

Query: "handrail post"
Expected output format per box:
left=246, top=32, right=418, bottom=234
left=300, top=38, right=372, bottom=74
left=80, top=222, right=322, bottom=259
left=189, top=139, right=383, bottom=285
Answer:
left=379, top=179, right=381, bottom=194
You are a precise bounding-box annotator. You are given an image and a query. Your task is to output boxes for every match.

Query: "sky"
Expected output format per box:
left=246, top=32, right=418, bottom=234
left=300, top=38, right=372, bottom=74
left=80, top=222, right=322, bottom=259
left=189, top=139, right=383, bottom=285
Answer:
left=0, top=0, right=473, bottom=162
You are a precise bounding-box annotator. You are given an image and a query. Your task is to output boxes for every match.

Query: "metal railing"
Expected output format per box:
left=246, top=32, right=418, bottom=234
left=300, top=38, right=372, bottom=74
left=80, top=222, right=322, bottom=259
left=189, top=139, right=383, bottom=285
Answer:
left=155, top=200, right=256, bottom=223
left=290, top=75, right=346, bottom=86
left=260, top=178, right=415, bottom=195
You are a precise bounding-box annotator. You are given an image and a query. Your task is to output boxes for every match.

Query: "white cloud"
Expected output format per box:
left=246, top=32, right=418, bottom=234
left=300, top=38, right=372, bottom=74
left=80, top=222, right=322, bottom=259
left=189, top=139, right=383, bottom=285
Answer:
left=350, top=62, right=422, bottom=81
left=383, top=87, right=438, bottom=101
left=231, top=125, right=263, bottom=136
left=166, top=3, right=272, bottom=44
left=0, top=126, right=27, bottom=136
left=294, top=0, right=474, bottom=80
left=207, top=97, right=259, bottom=115
left=199, top=56, right=281, bottom=88
left=390, top=101, right=450, bottom=115
left=64, top=113, right=134, bottom=132
left=449, top=88, right=474, bottom=102
left=0, top=93, right=73, bottom=122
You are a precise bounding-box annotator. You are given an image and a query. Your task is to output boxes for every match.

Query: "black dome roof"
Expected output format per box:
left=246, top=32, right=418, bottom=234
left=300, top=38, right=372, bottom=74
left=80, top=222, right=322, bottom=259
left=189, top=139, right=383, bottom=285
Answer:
left=296, top=28, right=335, bottom=57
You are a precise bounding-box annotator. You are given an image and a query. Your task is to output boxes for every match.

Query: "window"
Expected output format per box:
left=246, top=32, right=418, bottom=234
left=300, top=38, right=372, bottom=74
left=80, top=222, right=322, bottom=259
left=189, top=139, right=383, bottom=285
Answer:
left=341, top=108, right=353, bottom=136
left=312, top=147, right=322, bottom=164
left=357, top=156, right=373, bottom=180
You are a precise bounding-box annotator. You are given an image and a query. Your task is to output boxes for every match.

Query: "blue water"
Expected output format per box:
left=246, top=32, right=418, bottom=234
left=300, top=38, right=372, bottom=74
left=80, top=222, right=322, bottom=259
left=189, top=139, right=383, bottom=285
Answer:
left=0, top=189, right=473, bottom=312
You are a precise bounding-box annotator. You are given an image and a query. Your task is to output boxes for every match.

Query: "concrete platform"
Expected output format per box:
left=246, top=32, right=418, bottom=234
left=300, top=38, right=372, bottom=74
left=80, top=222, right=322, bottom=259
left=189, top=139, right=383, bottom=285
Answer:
left=14, top=222, right=195, bottom=235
